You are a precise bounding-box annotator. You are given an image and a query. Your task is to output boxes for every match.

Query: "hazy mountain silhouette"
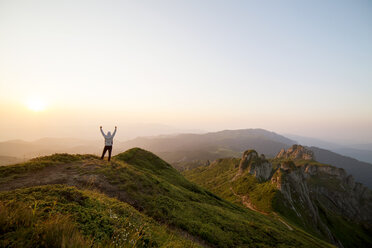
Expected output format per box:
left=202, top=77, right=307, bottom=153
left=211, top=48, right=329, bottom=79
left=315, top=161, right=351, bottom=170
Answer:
left=1, top=129, right=371, bottom=188
left=0, top=138, right=100, bottom=161
left=309, top=146, right=372, bottom=188
left=332, top=147, right=372, bottom=164
left=287, top=134, right=372, bottom=164
left=0, top=155, right=22, bottom=166
left=118, top=129, right=372, bottom=188
left=118, top=128, right=296, bottom=158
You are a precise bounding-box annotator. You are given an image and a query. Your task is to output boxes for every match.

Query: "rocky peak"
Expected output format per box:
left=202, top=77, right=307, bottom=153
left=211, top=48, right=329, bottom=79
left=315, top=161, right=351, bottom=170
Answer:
left=237, top=149, right=272, bottom=181
left=276, top=145, right=315, bottom=160
left=238, top=150, right=258, bottom=173
left=232, top=146, right=371, bottom=247
left=279, top=160, right=297, bottom=171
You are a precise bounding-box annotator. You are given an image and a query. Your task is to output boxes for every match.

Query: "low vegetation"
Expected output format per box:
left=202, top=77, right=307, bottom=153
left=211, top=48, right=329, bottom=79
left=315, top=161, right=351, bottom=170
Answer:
left=183, top=157, right=278, bottom=213
left=0, top=154, right=96, bottom=184
left=0, top=149, right=333, bottom=247
left=232, top=173, right=277, bottom=213
left=106, top=149, right=332, bottom=247
left=0, top=185, right=197, bottom=247
left=184, top=153, right=372, bottom=248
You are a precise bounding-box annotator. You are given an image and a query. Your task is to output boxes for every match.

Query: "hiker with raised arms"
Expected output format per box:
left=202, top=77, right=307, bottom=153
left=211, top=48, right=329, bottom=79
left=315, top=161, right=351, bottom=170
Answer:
left=100, top=126, right=117, bottom=162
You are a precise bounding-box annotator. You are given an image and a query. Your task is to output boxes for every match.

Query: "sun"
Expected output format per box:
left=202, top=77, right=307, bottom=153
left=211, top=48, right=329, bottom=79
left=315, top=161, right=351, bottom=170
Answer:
left=27, top=98, right=47, bottom=112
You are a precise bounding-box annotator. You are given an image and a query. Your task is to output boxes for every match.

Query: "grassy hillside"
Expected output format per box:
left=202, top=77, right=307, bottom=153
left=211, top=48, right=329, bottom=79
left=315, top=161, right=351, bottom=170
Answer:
left=0, top=149, right=332, bottom=247
left=157, top=148, right=241, bottom=171
left=183, top=157, right=277, bottom=213
left=183, top=156, right=372, bottom=247
left=0, top=185, right=196, bottom=247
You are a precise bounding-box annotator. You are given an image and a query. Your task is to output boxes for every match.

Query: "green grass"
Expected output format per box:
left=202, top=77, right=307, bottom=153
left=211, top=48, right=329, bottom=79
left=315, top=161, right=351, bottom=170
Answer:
left=184, top=158, right=241, bottom=203
left=0, top=153, right=96, bottom=184
left=232, top=173, right=278, bottom=213
left=97, top=148, right=333, bottom=247
left=184, top=157, right=278, bottom=213
left=158, top=148, right=242, bottom=171
left=184, top=158, right=326, bottom=240
left=0, top=185, right=198, bottom=248
left=316, top=199, right=372, bottom=248
left=307, top=174, right=345, bottom=192
left=0, top=148, right=334, bottom=248
left=184, top=154, right=372, bottom=248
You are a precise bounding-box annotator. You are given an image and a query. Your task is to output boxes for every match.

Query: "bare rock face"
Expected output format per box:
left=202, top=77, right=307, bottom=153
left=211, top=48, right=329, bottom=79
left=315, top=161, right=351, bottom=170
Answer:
left=303, top=163, right=346, bottom=177
left=234, top=147, right=372, bottom=247
left=238, top=150, right=259, bottom=173
left=238, top=150, right=272, bottom=181
left=247, top=161, right=272, bottom=181
left=273, top=161, right=372, bottom=247
left=271, top=165, right=342, bottom=246
left=276, top=145, right=315, bottom=160
left=279, top=160, right=296, bottom=171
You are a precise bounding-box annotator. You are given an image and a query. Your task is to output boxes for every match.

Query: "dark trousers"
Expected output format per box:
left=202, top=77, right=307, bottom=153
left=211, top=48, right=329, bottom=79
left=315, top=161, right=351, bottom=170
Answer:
left=101, top=146, right=112, bottom=161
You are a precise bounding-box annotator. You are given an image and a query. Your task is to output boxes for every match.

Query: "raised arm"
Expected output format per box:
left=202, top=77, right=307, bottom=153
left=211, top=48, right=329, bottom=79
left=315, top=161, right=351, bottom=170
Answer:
left=100, top=126, right=106, bottom=137
left=111, top=126, right=117, bottom=138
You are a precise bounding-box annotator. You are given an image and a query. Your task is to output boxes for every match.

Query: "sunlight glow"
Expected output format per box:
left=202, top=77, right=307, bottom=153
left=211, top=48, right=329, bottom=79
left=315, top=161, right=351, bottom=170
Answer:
left=26, top=98, right=47, bottom=112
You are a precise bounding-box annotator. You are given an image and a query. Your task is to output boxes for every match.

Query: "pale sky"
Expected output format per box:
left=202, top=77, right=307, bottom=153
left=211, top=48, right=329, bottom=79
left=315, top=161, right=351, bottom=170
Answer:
left=0, top=0, right=371, bottom=143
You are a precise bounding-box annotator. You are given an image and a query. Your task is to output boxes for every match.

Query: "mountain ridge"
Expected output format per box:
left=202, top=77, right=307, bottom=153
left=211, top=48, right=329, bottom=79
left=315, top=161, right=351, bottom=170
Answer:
left=1, top=128, right=371, bottom=188
left=286, top=134, right=372, bottom=164
left=0, top=149, right=332, bottom=247
left=184, top=145, right=372, bottom=247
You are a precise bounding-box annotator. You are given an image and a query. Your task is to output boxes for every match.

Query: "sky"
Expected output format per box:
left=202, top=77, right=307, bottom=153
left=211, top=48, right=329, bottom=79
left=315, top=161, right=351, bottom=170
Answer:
left=0, top=0, right=371, bottom=143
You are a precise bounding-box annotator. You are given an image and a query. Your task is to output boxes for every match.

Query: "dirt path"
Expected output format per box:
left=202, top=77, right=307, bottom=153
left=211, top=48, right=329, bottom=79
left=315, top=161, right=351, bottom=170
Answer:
left=229, top=186, right=293, bottom=231
left=229, top=187, right=268, bottom=215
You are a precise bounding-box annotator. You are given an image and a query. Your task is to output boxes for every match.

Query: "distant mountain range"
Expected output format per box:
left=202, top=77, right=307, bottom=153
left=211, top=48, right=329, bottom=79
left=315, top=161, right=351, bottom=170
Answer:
left=286, top=134, right=372, bottom=164
left=118, top=128, right=295, bottom=160
left=309, top=147, right=372, bottom=189
left=0, top=138, right=101, bottom=159
left=117, top=129, right=372, bottom=188
left=0, top=155, right=22, bottom=166
left=1, top=128, right=371, bottom=188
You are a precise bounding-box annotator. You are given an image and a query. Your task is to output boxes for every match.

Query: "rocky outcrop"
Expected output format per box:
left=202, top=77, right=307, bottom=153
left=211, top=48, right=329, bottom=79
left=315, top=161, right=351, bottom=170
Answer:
left=247, top=161, right=272, bottom=181
left=237, top=150, right=272, bottom=181
left=271, top=164, right=344, bottom=246
left=303, top=163, right=346, bottom=177
left=238, top=150, right=258, bottom=173
left=276, top=144, right=315, bottom=160
left=237, top=146, right=372, bottom=247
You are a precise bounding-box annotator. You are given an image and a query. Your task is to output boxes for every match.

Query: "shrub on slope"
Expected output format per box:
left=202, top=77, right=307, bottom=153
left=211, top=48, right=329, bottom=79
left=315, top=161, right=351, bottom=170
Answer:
left=0, top=185, right=197, bottom=248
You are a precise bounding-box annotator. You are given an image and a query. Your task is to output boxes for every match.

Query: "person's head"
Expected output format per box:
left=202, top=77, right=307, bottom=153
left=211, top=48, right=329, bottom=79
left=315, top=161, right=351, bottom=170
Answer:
left=107, top=131, right=111, bottom=136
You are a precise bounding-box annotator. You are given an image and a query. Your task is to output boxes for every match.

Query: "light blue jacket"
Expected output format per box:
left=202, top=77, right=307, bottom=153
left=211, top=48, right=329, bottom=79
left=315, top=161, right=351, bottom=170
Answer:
left=100, top=127, right=117, bottom=146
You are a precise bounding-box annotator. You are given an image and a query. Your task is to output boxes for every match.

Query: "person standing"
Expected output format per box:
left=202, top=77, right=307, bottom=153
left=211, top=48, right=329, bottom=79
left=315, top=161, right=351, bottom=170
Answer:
left=100, top=126, right=117, bottom=161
